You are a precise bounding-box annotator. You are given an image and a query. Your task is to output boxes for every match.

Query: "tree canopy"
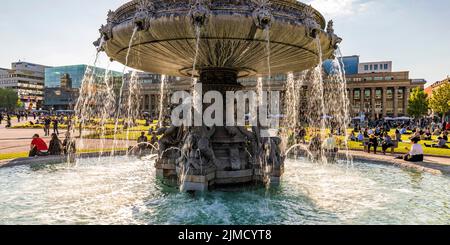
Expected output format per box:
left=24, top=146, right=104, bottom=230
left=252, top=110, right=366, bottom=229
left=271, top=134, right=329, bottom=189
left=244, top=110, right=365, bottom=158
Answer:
left=0, top=88, right=19, bottom=110
left=429, top=82, right=450, bottom=118
left=407, top=87, right=429, bottom=119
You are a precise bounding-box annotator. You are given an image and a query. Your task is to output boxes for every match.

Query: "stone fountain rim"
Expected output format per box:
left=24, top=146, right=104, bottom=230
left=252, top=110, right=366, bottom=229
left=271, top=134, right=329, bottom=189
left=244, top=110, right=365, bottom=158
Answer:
left=110, top=0, right=327, bottom=29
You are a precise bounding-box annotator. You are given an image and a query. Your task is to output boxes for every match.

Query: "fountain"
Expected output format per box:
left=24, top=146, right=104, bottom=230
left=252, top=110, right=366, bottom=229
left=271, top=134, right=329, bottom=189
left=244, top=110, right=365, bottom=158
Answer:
left=94, top=0, right=342, bottom=191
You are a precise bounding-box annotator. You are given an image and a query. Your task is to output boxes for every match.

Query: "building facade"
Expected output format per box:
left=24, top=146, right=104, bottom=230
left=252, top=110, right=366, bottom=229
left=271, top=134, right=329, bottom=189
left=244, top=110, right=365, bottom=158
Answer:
left=44, top=65, right=122, bottom=110
left=130, top=55, right=427, bottom=121
left=0, top=62, right=50, bottom=110
left=346, top=71, right=426, bottom=119
left=425, top=76, right=449, bottom=97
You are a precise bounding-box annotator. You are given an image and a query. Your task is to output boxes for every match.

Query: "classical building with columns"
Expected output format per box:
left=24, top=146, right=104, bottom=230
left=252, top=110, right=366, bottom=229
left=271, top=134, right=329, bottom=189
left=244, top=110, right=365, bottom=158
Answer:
left=346, top=71, right=426, bottom=119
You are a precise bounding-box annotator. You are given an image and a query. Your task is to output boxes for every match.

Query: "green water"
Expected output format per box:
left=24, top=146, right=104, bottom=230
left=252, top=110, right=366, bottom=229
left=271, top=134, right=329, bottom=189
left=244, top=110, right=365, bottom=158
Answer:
left=0, top=157, right=449, bottom=225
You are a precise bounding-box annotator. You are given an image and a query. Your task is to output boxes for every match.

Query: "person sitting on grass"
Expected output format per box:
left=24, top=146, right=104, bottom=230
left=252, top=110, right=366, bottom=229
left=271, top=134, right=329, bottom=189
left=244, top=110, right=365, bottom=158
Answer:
left=397, top=138, right=424, bottom=162
left=424, top=137, right=449, bottom=149
left=349, top=131, right=356, bottom=142
left=381, top=133, right=394, bottom=155
left=367, top=134, right=378, bottom=154
left=357, top=131, right=364, bottom=142
left=48, top=133, right=63, bottom=155
left=29, top=134, right=49, bottom=157
left=422, top=128, right=432, bottom=140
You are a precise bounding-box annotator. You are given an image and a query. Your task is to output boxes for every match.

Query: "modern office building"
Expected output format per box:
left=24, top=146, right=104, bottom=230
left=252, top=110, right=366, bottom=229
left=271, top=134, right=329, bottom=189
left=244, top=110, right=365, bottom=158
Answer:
left=0, top=62, right=50, bottom=110
left=44, top=65, right=122, bottom=110
left=45, top=65, right=122, bottom=88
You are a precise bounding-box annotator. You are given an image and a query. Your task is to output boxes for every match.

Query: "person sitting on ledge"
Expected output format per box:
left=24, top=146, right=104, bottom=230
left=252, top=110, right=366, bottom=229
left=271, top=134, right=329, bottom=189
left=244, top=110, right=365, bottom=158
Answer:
left=137, top=132, right=148, bottom=144
left=367, top=134, right=378, bottom=154
left=29, top=134, right=49, bottom=157
left=381, top=132, right=394, bottom=155
left=48, top=133, right=63, bottom=155
left=424, top=137, right=449, bottom=149
left=396, top=138, right=424, bottom=162
left=63, top=132, right=76, bottom=155
left=322, top=134, right=338, bottom=153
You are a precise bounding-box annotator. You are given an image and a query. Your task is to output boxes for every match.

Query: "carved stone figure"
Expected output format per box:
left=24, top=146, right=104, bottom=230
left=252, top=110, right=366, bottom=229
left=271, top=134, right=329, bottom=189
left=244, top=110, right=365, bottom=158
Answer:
left=133, top=0, right=154, bottom=31
left=252, top=0, right=273, bottom=29
left=189, top=0, right=211, bottom=27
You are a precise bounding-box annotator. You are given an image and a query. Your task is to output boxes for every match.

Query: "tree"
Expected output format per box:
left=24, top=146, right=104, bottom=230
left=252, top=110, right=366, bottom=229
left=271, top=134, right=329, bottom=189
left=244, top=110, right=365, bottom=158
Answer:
left=407, top=87, right=429, bottom=119
left=0, top=88, right=19, bottom=110
left=429, top=82, right=450, bottom=122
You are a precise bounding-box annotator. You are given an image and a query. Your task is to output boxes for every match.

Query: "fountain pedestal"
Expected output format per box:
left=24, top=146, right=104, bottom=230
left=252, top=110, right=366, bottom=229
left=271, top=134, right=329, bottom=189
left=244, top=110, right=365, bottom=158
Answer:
left=154, top=68, right=284, bottom=191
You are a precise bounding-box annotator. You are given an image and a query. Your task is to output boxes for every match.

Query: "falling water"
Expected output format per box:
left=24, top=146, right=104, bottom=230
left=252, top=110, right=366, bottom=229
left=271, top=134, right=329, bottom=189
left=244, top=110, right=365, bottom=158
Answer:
left=69, top=51, right=103, bottom=165
left=282, top=71, right=308, bottom=157
left=179, top=24, right=202, bottom=192
left=123, top=70, right=142, bottom=157
left=264, top=26, right=272, bottom=87
left=192, top=25, right=201, bottom=85
left=304, top=37, right=328, bottom=163
left=325, top=47, right=353, bottom=164
left=158, top=75, right=167, bottom=127
left=98, top=62, right=116, bottom=157
left=112, top=27, right=139, bottom=155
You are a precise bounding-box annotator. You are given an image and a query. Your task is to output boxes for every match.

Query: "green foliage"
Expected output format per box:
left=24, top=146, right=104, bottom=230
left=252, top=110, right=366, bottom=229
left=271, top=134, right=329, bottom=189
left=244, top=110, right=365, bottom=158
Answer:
left=16, top=99, right=24, bottom=108
left=429, top=82, right=450, bottom=117
left=0, top=88, right=19, bottom=110
left=407, top=87, right=429, bottom=119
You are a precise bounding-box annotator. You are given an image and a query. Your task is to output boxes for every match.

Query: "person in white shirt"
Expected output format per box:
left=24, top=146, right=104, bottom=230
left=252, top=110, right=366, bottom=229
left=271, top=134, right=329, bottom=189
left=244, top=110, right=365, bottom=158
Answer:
left=398, top=138, right=424, bottom=162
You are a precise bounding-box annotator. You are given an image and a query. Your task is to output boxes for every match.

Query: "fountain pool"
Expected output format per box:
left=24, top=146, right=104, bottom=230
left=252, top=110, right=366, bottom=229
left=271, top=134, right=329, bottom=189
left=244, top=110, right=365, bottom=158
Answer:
left=0, top=158, right=449, bottom=225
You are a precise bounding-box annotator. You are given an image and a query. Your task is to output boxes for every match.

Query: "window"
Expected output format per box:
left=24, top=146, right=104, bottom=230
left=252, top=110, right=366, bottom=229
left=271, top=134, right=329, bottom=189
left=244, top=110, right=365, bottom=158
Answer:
left=354, top=90, right=361, bottom=100
left=370, top=65, right=373, bottom=70
left=398, top=89, right=404, bottom=99
left=365, top=89, right=371, bottom=99
left=364, top=65, right=369, bottom=71
left=374, top=65, right=378, bottom=70
left=376, top=89, right=382, bottom=99
left=384, top=64, right=388, bottom=70
left=386, top=88, right=393, bottom=99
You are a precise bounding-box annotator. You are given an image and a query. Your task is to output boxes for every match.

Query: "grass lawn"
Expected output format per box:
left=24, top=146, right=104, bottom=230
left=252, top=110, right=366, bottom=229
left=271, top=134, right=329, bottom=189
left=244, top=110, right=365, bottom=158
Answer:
left=344, top=129, right=450, bottom=157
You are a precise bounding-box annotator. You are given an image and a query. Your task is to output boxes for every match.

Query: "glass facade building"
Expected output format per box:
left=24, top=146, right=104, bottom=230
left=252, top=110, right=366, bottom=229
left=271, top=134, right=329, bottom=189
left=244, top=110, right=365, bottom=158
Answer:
left=323, top=55, right=359, bottom=75
left=45, top=65, right=122, bottom=88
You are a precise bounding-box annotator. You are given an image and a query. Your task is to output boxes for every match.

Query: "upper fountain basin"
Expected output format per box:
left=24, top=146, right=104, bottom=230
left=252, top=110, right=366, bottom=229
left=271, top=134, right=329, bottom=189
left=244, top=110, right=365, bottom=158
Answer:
left=100, top=0, right=341, bottom=78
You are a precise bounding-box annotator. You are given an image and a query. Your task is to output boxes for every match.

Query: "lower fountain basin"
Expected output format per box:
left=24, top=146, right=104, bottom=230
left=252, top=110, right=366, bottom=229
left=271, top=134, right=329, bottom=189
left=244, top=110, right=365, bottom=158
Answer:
left=1, top=156, right=449, bottom=225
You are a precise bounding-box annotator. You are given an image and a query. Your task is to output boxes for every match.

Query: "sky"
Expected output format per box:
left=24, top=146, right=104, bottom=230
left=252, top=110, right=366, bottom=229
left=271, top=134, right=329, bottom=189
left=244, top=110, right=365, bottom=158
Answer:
left=0, top=0, right=449, bottom=86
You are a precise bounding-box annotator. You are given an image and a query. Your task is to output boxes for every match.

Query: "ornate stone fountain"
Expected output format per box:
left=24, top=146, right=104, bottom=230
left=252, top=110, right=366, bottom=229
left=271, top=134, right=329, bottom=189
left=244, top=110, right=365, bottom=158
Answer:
left=95, top=0, right=341, bottom=191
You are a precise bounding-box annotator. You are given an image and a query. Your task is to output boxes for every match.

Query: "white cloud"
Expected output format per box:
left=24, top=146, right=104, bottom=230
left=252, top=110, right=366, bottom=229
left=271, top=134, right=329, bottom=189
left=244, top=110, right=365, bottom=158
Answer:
left=303, top=0, right=372, bottom=18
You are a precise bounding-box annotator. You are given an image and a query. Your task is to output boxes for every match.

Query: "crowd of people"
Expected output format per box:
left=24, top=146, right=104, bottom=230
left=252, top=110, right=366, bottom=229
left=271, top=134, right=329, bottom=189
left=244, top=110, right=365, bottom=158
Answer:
left=348, top=119, right=449, bottom=162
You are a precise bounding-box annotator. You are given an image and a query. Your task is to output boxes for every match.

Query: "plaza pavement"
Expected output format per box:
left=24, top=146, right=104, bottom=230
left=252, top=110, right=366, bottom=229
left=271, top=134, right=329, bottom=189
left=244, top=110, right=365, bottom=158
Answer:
left=0, top=123, right=132, bottom=154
